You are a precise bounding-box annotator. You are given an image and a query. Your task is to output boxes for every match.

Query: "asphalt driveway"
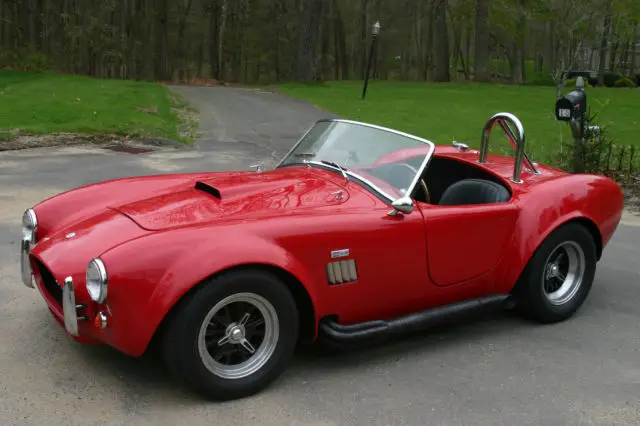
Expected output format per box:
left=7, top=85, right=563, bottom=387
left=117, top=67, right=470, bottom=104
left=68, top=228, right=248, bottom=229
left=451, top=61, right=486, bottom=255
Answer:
left=0, top=86, right=639, bottom=426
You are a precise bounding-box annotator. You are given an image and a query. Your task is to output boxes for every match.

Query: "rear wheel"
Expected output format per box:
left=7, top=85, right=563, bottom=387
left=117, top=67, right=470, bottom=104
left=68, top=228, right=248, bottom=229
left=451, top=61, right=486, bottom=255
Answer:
left=162, top=269, right=299, bottom=400
left=513, top=223, right=597, bottom=323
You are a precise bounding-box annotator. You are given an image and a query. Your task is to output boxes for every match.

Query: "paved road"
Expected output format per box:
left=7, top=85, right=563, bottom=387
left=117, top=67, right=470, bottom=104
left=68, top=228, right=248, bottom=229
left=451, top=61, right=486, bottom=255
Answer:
left=1, top=86, right=639, bottom=426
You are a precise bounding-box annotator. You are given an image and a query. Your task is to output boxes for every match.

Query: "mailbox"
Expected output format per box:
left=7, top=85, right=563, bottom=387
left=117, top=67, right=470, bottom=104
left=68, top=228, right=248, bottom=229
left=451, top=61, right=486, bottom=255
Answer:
left=555, top=88, right=587, bottom=122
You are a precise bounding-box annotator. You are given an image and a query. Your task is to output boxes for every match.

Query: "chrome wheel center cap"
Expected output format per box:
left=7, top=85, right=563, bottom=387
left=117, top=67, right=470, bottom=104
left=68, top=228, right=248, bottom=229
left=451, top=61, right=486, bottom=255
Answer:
left=228, top=325, right=244, bottom=344
left=550, top=264, right=559, bottom=276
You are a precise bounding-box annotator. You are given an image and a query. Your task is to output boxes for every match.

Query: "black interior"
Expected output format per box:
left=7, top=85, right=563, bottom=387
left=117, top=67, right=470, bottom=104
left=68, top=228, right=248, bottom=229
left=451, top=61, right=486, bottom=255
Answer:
left=368, top=155, right=511, bottom=206
left=421, top=156, right=511, bottom=205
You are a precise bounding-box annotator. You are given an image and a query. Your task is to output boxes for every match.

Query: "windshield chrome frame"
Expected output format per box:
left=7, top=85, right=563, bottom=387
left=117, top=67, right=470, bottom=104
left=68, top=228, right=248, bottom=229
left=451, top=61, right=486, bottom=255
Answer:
left=275, top=118, right=436, bottom=203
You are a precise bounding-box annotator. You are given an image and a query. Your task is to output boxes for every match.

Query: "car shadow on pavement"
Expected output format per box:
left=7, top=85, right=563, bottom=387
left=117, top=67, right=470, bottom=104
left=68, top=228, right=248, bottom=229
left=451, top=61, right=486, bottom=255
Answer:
left=34, top=306, right=542, bottom=404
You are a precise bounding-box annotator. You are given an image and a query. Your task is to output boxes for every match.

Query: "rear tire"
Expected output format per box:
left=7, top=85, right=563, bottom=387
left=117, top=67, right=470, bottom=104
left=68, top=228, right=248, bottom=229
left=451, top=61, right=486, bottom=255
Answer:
left=513, top=223, right=597, bottom=323
left=161, top=269, right=299, bottom=401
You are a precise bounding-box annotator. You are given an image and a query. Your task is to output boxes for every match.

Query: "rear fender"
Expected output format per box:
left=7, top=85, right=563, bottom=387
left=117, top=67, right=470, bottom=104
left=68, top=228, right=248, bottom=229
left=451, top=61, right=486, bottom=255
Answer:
left=495, top=174, right=623, bottom=292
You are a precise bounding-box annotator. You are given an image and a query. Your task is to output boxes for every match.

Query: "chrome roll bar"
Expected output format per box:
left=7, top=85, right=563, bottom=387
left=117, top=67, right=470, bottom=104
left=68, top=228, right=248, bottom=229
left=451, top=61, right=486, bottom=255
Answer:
left=478, top=112, right=540, bottom=183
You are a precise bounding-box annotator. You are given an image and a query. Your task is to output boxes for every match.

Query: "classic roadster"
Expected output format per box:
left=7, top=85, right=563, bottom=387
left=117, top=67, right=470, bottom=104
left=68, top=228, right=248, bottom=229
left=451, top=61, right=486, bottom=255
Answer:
left=20, top=113, right=623, bottom=400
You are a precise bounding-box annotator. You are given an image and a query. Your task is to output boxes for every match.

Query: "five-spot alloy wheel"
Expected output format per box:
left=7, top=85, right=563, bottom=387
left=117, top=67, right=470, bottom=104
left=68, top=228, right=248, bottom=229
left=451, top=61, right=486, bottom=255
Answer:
left=197, top=293, right=279, bottom=381
left=513, top=222, right=597, bottom=323
left=162, top=269, right=299, bottom=401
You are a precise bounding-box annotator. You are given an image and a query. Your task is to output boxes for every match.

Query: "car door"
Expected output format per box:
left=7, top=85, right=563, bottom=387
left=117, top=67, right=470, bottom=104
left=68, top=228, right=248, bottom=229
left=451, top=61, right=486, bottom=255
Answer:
left=415, top=201, right=520, bottom=287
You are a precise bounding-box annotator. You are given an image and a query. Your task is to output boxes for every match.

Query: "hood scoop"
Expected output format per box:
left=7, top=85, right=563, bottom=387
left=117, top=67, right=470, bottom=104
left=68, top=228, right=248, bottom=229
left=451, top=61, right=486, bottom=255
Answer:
left=194, top=181, right=222, bottom=199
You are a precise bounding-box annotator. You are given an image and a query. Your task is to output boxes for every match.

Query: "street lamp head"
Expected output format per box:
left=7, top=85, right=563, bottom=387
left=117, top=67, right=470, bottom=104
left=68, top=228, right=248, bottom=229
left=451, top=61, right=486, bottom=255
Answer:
left=372, top=21, right=381, bottom=36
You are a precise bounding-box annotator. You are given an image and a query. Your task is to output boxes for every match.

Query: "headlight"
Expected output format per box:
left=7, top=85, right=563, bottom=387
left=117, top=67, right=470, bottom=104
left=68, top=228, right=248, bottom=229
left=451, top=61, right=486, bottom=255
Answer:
left=22, top=208, right=37, bottom=241
left=86, top=258, right=108, bottom=303
left=21, top=208, right=38, bottom=288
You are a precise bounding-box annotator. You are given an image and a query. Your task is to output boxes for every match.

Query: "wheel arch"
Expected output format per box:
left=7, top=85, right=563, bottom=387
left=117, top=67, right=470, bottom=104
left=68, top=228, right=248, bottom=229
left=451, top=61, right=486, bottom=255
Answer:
left=507, top=214, right=603, bottom=295
left=564, top=216, right=603, bottom=260
left=149, top=263, right=318, bottom=355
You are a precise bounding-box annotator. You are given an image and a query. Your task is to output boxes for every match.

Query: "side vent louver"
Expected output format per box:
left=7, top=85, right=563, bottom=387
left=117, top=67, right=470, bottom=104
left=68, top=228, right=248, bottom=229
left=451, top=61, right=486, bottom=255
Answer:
left=326, top=259, right=358, bottom=285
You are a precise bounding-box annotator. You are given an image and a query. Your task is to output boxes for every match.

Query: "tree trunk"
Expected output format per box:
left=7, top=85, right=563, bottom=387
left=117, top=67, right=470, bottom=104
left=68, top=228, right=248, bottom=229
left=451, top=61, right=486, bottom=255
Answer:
left=630, top=23, right=637, bottom=76
left=474, top=0, right=490, bottom=81
left=431, top=0, right=450, bottom=82
left=598, top=0, right=613, bottom=85
left=510, top=0, right=526, bottom=84
left=332, top=0, right=348, bottom=79
left=293, top=0, right=327, bottom=81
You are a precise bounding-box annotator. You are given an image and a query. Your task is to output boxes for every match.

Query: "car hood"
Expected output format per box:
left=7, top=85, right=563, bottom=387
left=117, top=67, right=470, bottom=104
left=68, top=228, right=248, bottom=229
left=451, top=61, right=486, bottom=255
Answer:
left=111, top=167, right=349, bottom=231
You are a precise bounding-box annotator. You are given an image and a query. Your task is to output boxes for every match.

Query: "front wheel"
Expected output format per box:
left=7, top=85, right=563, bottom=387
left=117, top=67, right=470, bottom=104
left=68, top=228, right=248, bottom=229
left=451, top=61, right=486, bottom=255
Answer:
left=513, top=223, right=597, bottom=323
left=161, top=269, right=299, bottom=400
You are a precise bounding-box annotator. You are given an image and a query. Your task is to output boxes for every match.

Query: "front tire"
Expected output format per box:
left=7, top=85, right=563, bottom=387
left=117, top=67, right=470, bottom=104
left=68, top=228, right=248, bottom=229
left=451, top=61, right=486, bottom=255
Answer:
left=161, top=269, right=299, bottom=401
left=513, top=223, right=597, bottom=323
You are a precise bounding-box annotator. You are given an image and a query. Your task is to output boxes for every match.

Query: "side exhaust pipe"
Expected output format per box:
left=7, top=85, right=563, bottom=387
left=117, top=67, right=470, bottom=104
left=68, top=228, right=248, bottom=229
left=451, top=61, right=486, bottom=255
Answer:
left=319, top=295, right=511, bottom=344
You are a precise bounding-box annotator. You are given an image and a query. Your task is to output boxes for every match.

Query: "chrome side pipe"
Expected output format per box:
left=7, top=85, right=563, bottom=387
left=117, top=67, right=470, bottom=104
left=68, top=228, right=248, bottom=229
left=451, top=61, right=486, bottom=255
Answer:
left=478, top=112, right=540, bottom=183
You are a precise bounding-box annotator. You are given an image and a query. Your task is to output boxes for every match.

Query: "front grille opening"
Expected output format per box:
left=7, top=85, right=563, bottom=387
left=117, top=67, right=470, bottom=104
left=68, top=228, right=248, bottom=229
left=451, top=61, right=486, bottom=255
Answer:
left=35, top=258, right=62, bottom=307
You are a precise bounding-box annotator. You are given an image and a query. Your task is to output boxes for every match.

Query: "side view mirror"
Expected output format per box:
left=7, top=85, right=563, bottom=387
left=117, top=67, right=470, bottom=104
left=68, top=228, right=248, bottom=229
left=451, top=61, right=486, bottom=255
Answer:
left=387, top=195, right=414, bottom=216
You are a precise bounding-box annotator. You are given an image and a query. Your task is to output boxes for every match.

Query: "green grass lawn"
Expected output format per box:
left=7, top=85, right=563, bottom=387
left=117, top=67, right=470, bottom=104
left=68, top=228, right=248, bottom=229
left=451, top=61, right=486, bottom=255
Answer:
left=275, top=81, right=638, bottom=164
left=0, top=70, right=191, bottom=142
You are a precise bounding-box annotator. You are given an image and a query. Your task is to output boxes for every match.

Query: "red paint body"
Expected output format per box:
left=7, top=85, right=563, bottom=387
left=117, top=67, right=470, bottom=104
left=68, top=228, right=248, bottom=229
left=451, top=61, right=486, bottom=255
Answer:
left=28, top=146, right=624, bottom=357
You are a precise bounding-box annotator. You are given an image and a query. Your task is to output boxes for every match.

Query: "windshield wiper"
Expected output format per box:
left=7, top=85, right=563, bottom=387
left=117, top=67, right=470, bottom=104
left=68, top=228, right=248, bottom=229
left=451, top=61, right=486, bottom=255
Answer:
left=320, top=160, right=349, bottom=182
left=294, top=152, right=316, bottom=159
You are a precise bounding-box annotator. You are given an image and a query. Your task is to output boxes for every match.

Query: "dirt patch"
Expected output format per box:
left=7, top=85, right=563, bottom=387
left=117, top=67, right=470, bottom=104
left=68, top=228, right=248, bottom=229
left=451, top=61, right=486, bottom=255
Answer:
left=169, top=91, right=200, bottom=143
left=622, top=184, right=640, bottom=214
left=0, top=132, right=191, bottom=152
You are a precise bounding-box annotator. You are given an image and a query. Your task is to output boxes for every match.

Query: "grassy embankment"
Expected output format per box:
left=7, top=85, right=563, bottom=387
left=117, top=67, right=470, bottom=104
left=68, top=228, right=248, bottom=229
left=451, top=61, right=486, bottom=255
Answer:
left=0, top=70, right=195, bottom=144
left=276, top=80, right=638, bottom=165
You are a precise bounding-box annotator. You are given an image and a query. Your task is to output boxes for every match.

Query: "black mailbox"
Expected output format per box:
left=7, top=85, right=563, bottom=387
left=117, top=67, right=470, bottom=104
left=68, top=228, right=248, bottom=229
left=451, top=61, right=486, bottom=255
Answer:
left=555, top=89, right=587, bottom=121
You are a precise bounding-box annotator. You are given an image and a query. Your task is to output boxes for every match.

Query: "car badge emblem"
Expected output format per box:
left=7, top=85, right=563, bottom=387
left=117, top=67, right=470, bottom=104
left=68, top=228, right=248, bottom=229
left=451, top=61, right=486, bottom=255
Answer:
left=65, top=232, right=76, bottom=239
left=331, top=248, right=350, bottom=259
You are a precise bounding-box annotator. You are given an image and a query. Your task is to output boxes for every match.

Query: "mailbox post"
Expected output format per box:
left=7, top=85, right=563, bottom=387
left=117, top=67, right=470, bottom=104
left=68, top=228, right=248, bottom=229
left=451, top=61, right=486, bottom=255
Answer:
left=555, top=77, right=589, bottom=173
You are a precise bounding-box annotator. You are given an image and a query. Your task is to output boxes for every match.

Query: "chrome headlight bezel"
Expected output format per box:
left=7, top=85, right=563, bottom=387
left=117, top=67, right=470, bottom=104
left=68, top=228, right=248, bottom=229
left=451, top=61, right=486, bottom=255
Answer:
left=20, top=208, right=38, bottom=288
left=86, top=258, right=108, bottom=303
left=22, top=208, right=38, bottom=241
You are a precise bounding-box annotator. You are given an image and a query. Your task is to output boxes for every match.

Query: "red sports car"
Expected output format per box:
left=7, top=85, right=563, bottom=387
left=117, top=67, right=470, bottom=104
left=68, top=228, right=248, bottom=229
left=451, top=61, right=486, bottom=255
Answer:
left=20, top=113, right=624, bottom=400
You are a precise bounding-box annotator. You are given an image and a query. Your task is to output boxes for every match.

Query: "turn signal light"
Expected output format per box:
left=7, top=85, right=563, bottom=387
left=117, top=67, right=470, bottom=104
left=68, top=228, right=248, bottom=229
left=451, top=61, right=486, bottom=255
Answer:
left=94, top=312, right=108, bottom=330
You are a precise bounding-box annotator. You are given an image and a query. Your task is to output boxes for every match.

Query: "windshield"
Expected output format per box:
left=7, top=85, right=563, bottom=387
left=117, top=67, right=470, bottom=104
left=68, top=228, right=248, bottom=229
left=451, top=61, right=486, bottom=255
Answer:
left=277, top=119, right=435, bottom=200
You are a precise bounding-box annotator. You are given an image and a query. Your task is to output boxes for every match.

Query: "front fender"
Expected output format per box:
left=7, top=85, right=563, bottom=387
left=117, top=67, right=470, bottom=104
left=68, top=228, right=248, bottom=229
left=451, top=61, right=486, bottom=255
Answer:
left=98, top=226, right=320, bottom=357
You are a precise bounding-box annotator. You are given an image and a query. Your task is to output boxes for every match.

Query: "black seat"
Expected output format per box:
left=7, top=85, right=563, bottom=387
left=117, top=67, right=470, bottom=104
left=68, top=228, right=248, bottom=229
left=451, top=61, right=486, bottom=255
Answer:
left=438, top=178, right=510, bottom=206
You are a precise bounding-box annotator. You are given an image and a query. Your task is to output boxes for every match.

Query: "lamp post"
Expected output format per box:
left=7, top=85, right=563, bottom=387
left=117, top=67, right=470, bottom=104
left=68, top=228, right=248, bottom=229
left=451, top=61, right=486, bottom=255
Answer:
left=361, top=21, right=381, bottom=100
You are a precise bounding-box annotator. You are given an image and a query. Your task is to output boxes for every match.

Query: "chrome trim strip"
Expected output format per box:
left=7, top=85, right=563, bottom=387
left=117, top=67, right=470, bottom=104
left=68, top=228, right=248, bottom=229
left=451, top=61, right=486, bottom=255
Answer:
left=63, top=276, right=79, bottom=336
left=276, top=118, right=436, bottom=203
left=274, top=122, right=318, bottom=168
left=20, top=238, right=33, bottom=288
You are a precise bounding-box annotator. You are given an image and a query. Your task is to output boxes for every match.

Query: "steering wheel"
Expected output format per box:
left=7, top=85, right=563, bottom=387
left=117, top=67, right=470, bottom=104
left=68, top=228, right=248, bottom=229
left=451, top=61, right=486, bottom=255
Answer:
left=387, top=163, right=430, bottom=203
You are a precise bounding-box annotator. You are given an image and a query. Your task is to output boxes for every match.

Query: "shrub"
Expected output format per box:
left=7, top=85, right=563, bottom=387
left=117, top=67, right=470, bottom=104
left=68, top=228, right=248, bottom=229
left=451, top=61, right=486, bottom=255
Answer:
left=528, top=72, right=555, bottom=86
left=613, top=77, right=637, bottom=88
left=555, top=110, right=609, bottom=174
left=602, top=72, right=621, bottom=87
left=0, top=49, right=51, bottom=72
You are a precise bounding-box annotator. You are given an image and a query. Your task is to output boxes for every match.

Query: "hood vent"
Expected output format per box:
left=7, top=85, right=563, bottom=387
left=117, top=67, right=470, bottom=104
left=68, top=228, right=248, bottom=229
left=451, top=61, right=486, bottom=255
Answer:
left=194, top=181, right=222, bottom=199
